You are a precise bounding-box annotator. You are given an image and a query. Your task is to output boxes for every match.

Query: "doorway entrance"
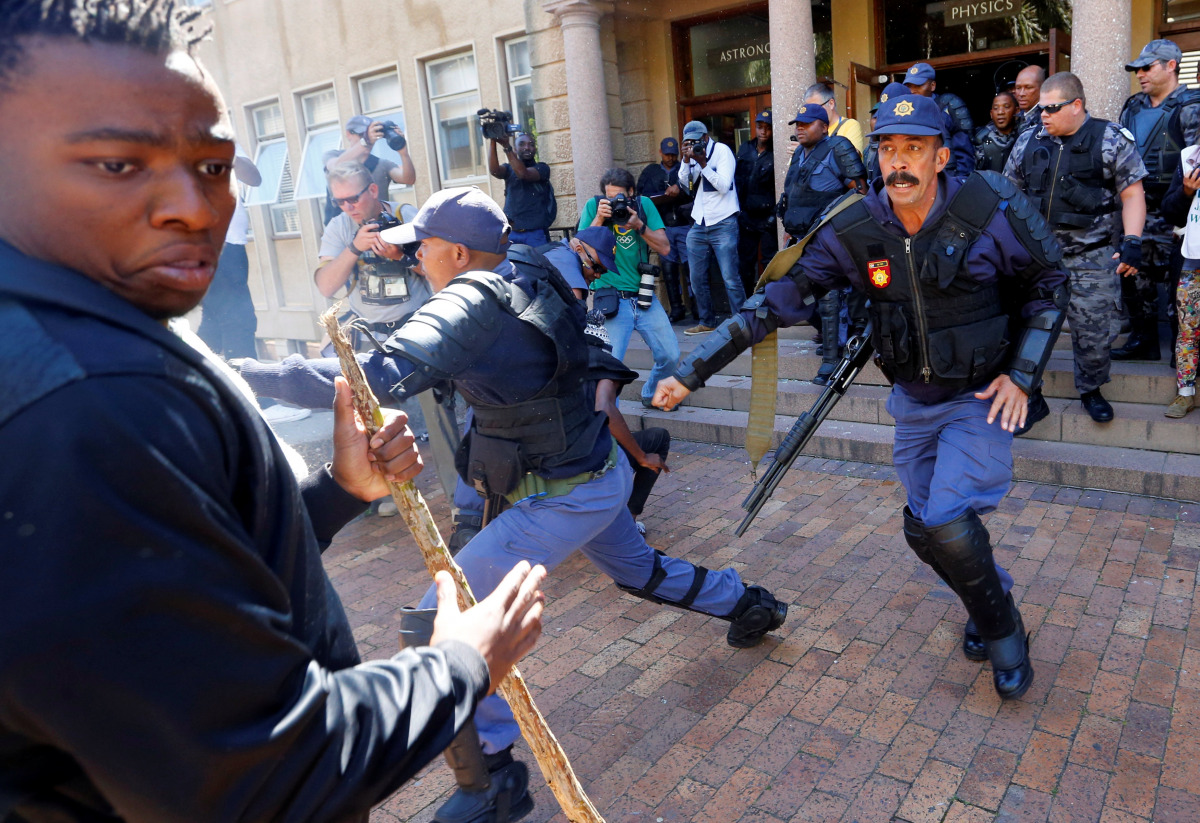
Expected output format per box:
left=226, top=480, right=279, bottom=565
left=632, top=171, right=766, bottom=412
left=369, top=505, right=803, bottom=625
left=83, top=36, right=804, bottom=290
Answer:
left=683, top=93, right=772, bottom=155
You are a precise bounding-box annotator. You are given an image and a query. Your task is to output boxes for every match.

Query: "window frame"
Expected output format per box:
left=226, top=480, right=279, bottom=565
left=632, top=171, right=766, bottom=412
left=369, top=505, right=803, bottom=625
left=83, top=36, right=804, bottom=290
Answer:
left=293, top=86, right=341, bottom=202
left=503, top=36, right=535, bottom=134
left=424, top=50, right=487, bottom=186
left=244, top=100, right=300, bottom=238
left=354, top=67, right=411, bottom=199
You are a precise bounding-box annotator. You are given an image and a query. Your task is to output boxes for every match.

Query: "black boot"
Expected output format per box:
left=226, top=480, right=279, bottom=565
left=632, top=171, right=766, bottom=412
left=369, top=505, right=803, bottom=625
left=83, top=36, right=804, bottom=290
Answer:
left=433, top=746, right=534, bottom=823
left=1111, top=319, right=1161, bottom=360
left=726, top=585, right=788, bottom=648
left=812, top=291, right=840, bottom=386
left=448, top=513, right=483, bottom=556
left=924, top=511, right=1033, bottom=699
left=1013, top=390, right=1050, bottom=437
left=661, top=260, right=686, bottom=323
left=902, top=507, right=985, bottom=661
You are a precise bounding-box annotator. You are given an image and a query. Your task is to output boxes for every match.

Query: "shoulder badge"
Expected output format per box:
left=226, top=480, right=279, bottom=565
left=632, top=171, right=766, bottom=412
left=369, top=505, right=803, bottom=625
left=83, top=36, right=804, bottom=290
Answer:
left=1118, top=126, right=1136, bottom=143
left=867, top=259, right=892, bottom=288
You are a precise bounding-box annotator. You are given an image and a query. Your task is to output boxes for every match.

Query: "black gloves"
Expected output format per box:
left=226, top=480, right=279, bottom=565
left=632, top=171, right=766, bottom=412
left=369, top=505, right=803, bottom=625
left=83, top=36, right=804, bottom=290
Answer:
left=1119, top=235, right=1143, bottom=270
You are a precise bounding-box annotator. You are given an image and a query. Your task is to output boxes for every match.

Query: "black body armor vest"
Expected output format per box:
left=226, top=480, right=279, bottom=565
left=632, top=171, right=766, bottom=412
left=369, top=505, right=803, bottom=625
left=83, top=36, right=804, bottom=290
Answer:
left=1018, top=117, right=1114, bottom=231
left=829, top=174, right=1010, bottom=390
left=974, top=125, right=1016, bottom=173
left=781, top=139, right=841, bottom=237
left=1122, top=89, right=1200, bottom=205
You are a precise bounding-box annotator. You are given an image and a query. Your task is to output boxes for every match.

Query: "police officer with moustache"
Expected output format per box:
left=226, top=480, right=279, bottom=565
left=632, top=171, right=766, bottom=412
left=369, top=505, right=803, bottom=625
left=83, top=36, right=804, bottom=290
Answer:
left=735, top=110, right=778, bottom=294
left=975, top=90, right=1020, bottom=172
left=1114, top=39, right=1200, bottom=361
left=378, top=187, right=787, bottom=821
left=1005, top=71, right=1148, bottom=425
left=656, top=93, right=1069, bottom=701
left=777, top=103, right=868, bottom=385
left=904, top=62, right=976, bottom=178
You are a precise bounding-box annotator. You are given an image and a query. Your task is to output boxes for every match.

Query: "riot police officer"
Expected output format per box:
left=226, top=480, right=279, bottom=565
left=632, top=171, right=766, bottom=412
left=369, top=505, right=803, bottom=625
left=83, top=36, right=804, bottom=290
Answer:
left=378, top=187, right=787, bottom=822
left=904, top=62, right=976, bottom=178
left=1115, top=39, right=1200, bottom=360
left=776, top=103, right=868, bottom=385
left=975, top=90, right=1019, bottom=172
left=1005, top=71, right=1148, bottom=424
left=656, top=92, right=1069, bottom=702
left=735, top=110, right=778, bottom=294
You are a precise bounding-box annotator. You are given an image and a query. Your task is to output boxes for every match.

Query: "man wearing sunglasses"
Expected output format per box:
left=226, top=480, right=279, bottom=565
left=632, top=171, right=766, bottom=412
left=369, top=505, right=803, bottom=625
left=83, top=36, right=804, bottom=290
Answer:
left=1114, top=39, right=1200, bottom=362
left=1005, top=71, right=1148, bottom=425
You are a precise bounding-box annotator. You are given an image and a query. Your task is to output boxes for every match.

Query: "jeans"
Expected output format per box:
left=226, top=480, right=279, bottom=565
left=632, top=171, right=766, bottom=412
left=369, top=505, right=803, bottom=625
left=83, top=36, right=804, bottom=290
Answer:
left=664, top=224, right=692, bottom=265
left=197, top=243, right=257, bottom=359
left=687, top=215, right=744, bottom=327
left=604, top=295, right=680, bottom=402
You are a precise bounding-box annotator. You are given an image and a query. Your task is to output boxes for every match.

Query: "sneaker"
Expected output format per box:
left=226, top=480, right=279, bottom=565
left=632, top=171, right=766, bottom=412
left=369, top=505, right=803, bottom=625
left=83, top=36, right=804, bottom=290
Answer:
left=374, top=497, right=398, bottom=517
left=261, top=404, right=312, bottom=424
left=1165, top=394, right=1195, bottom=419
left=635, top=520, right=647, bottom=535
left=684, top=323, right=716, bottom=335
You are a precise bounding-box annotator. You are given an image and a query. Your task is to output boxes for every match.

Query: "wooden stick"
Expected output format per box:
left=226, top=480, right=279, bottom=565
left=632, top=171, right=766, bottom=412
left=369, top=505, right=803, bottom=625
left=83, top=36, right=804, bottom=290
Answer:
left=320, top=308, right=604, bottom=823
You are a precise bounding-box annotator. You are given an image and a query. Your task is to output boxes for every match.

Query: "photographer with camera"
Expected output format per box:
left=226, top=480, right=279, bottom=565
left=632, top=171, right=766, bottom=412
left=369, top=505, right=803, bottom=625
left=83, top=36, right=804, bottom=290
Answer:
left=577, top=168, right=680, bottom=409
left=322, top=114, right=416, bottom=223
left=486, top=113, right=557, bottom=246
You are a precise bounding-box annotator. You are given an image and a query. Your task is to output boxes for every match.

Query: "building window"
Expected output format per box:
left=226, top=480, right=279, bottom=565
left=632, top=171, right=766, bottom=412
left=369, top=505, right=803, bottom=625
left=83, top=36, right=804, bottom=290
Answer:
left=504, top=37, right=535, bottom=133
left=243, top=102, right=300, bottom=236
left=882, top=0, right=1070, bottom=65
left=357, top=70, right=410, bottom=196
left=293, top=87, right=342, bottom=201
left=425, top=52, right=485, bottom=184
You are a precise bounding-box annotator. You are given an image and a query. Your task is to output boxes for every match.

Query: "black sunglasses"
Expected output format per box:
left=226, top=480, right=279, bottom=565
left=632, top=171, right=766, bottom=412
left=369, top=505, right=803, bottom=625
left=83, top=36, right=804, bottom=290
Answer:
left=332, top=182, right=371, bottom=208
left=1041, top=98, right=1079, bottom=115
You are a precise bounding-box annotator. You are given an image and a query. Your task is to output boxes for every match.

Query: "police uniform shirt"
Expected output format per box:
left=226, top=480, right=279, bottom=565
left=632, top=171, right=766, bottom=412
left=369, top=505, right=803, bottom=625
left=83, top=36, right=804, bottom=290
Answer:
left=1004, top=117, right=1148, bottom=255
left=498, top=161, right=556, bottom=231
left=318, top=200, right=433, bottom=324
left=1016, top=105, right=1043, bottom=134
left=575, top=195, right=666, bottom=291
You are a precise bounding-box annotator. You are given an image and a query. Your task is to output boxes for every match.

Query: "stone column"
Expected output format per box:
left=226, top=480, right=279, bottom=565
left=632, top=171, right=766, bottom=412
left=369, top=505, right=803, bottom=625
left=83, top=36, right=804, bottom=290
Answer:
left=1071, top=0, right=1132, bottom=122
left=769, top=0, right=817, bottom=244
left=543, top=0, right=614, bottom=215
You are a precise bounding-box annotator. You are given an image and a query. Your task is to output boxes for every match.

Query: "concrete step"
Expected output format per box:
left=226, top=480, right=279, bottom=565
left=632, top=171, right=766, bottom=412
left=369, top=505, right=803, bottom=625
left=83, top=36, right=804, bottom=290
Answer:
left=626, top=372, right=1200, bottom=456
left=627, top=405, right=1200, bottom=503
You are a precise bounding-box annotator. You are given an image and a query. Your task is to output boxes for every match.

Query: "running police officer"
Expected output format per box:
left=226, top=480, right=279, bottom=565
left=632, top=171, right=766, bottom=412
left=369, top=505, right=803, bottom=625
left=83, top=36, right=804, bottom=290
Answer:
left=777, top=103, right=868, bottom=385
left=1114, top=39, right=1200, bottom=360
left=656, top=92, right=1069, bottom=701
left=975, top=90, right=1020, bottom=172
left=735, top=110, right=778, bottom=294
left=377, top=187, right=787, bottom=822
left=1005, top=71, right=1147, bottom=425
left=904, top=62, right=976, bottom=178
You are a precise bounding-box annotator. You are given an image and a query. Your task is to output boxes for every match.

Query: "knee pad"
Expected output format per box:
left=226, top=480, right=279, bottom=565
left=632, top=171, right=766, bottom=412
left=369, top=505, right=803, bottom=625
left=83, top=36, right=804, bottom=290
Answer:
left=923, top=509, right=993, bottom=580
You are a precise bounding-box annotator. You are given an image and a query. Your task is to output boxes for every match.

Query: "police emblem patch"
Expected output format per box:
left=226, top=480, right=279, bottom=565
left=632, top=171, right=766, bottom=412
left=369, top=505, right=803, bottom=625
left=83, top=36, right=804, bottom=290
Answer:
left=894, top=100, right=915, bottom=117
left=868, top=259, right=892, bottom=288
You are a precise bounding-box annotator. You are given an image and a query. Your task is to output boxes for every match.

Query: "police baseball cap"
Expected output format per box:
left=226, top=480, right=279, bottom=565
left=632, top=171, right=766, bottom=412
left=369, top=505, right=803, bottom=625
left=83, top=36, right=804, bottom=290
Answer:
left=788, top=104, right=828, bottom=125
left=868, top=94, right=948, bottom=138
left=905, top=62, right=936, bottom=85
left=346, top=115, right=372, bottom=135
left=756, top=109, right=773, bottom=125
left=380, top=186, right=511, bottom=253
left=879, top=82, right=911, bottom=104
left=574, top=226, right=618, bottom=274
left=682, top=120, right=708, bottom=140
left=1126, top=39, right=1182, bottom=70
left=660, top=137, right=679, bottom=154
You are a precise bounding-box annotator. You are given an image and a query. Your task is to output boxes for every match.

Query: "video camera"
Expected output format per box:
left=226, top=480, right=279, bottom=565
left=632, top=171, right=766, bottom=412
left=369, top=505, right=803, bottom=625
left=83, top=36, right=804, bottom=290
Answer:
left=478, top=108, right=521, bottom=142
left=377, top=120, right=407, bottom=152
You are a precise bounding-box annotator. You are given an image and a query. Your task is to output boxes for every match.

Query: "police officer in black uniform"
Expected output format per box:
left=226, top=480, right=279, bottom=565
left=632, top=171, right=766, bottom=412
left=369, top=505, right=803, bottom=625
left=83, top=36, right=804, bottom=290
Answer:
left=975, top=90, right=1020, bottom=173
left=1115, top=39, right=1200, bottom=360
left=637, top=137, right=694, bottom=322
left=656, top=92, right=1069, bottom=701
left=735, top=110, right=778, bottom=294
left=904, top=62, right=976, bottom=179
left=378, top=187, right=786, bottom=822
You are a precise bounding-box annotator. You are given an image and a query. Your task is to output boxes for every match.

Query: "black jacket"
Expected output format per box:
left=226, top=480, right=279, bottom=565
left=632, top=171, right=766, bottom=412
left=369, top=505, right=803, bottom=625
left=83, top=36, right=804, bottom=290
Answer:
left=0, top=242, right=489, bottom=822
left=735, top=139, right=777, bottom=229
left=1160, top=162, right=1192, bottom=228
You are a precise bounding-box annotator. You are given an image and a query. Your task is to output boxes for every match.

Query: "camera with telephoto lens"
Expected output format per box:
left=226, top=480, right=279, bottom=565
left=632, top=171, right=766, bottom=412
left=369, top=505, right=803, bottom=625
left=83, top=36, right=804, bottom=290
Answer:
left=478, top=108, right=521, bottom=142
left=377, top=120, right=406, bottom=151
left=635, top=262, right=659, bottom=310
left=605, top=193, right=638, bottom=226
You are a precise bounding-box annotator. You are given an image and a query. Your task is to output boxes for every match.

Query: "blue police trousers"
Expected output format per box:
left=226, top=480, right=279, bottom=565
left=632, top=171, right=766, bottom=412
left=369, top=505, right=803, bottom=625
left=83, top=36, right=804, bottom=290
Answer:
left=417, top=450, right=746, bottom=753
left=887, top=386, right=1015, bottom=593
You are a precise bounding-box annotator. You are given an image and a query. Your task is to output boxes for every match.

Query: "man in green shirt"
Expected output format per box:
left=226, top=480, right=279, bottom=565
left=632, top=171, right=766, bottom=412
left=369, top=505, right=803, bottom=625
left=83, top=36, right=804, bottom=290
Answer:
left=578, top=167, right=680, bottom=407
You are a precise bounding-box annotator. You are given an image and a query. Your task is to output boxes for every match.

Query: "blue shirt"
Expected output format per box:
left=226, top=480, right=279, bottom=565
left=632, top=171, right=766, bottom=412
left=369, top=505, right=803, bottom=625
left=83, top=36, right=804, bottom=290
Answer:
left=499, top=162, right=556, bottom=231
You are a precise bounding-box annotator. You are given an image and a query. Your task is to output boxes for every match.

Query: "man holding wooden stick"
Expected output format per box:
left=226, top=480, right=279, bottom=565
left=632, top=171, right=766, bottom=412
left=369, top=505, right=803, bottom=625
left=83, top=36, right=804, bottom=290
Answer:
left=375, top=186, right=788, bottom=822
left=0, top=4, right=547, bottom=821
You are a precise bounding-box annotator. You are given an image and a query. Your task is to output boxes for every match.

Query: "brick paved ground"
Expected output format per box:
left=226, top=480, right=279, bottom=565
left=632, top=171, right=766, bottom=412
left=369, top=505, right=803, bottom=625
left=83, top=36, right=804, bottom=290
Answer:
left=324, top=441, right=1200, bottom=823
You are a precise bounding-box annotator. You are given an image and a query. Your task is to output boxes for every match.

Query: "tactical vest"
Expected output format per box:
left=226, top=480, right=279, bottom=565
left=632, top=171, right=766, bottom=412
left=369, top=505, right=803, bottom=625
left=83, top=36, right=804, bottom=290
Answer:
left=782, top=139, right=842, bottom=236
left=454, top=247, right=605, bottom=494
left=352, top=207, right=417, bottom=307
left=975, top=125, right=1016, bottom=173
left=830, top=174, right=1010, bottom=389
left=1122, top=89, right=1200, bottom=203
left=1018, top=117, right=1114, bottom=234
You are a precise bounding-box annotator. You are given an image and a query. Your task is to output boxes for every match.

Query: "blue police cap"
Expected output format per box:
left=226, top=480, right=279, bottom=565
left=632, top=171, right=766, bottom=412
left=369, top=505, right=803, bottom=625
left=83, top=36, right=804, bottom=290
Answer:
left=756, top=109, right=772, bottom=125
left=788, top=104, right=829, bottom=125
left=879, top=82, right=911, bottom=104
left=660, top=137, right=679, bottom=154
left=905, top=62, right=936, bottom=85
left=574, top=226, right=618, bottom=273
left=868, top=94, right=948, bottom=138
left=380, top=186, right=511, bottom=253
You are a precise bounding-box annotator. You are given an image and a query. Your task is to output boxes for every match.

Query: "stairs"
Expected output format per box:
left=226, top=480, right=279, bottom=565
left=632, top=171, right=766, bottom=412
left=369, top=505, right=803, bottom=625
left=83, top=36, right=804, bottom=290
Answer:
left=621, top=324, right=1200, bottom=503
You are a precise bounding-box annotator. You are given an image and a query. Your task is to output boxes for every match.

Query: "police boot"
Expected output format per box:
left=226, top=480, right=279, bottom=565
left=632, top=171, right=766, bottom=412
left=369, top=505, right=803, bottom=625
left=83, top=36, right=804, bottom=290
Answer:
left=902, top=507, right=984, bottom=661
left=812, top=291, right=840, bottom=386
left=1111, top=319, right=1161, bottom=360
left=448, top=513, right=483, bottom=556
left=661, top=260, right=686, bottom=323
left=432, top=746, right=534, bottom=823
left=924, top=511, right=1034, bottom=700
left=726, top=585, right=788, bottom=648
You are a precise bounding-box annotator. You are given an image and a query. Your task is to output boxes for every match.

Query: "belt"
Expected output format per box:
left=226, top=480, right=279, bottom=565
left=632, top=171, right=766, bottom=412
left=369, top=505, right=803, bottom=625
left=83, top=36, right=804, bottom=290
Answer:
left=616, top=289, right=639, bottom=299
left=505, top=439, right=620, bottom=506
